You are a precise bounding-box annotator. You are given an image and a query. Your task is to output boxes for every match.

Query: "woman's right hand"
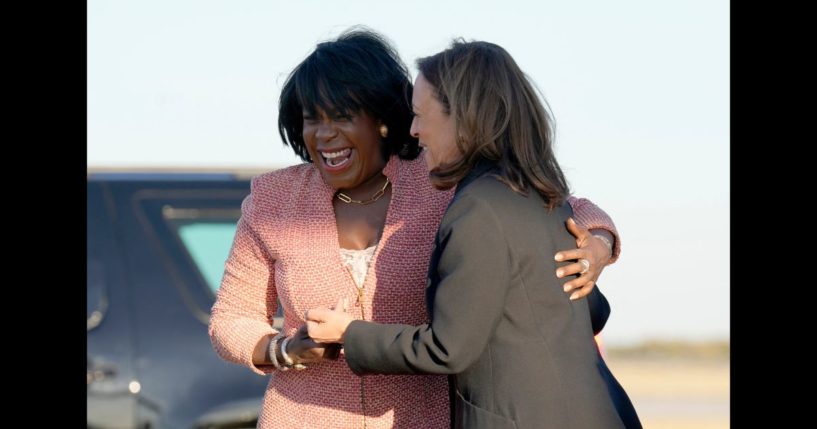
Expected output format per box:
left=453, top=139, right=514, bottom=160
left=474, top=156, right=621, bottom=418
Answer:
left=305, top=298, right=355, bottom=344
left=554, top=218, right=612, bottom=300
left=284, top=325, right=341, bottom=364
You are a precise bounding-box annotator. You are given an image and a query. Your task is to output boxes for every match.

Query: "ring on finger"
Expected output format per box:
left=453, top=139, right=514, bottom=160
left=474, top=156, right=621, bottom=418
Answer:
left=578, top=258, right=590, bottom=274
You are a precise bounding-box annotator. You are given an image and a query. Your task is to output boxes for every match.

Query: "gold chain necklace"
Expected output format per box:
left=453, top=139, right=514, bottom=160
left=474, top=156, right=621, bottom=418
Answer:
left=335, top=177, right=390, bottom=205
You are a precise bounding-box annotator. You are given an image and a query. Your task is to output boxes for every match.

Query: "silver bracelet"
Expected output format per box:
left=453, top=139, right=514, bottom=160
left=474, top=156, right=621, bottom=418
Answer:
left=593, top=234, right=613, bottom=256
left=280, top=336, right=295, bottom=366
left=268, top=333, right=288, bottom=371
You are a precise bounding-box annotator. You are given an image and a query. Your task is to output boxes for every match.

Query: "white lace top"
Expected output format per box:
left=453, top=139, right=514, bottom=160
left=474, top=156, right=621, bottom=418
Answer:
left=339, top=244, right=377, bottom=288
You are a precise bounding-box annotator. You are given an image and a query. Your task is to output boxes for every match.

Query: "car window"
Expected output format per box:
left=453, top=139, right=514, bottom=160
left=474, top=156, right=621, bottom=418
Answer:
left=132, top=192, right=282, bottom=327
left=175, top=221, right=238, bottom=294
left=162, top=207, right=241, bottom=297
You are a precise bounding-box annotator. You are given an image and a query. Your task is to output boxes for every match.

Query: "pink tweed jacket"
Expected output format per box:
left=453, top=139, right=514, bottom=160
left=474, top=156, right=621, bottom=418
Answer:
left=209, top=154, right=620, bottom=429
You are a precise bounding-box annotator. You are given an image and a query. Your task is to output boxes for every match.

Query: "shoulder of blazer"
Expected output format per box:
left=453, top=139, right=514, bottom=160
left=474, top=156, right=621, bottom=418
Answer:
left=440, top=178, right=509, bottom=237
left=240, top=163, right=323, bottom=222
left=451, top=173, right=515, bottom=212
left=451, top=172, right=571, bottom=232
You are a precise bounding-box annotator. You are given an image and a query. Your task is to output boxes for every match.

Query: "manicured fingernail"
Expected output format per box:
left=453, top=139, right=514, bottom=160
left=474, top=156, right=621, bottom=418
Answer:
left=563, top=285, right=571, bottom=292
left=555, top=253, right=563, bottom=261
left=556, top=270, right=564, bottom=277
left=569, top=292, right=579, bottom=300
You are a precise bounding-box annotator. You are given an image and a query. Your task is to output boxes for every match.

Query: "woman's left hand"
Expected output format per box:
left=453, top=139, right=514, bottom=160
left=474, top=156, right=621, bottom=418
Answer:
left=305, top=298, right=355, bottom=343
left=285, top=325, right=342, bottom=364
left=554, top=218, right=612, bottom=300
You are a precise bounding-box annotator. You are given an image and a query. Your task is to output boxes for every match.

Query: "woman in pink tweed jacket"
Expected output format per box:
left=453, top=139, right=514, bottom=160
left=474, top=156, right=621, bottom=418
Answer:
left=209, top=29, right=621, bottom=429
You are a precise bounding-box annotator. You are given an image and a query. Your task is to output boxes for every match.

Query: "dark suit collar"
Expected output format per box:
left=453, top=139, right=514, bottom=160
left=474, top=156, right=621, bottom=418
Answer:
left=455, top=158, right=499, bottom=195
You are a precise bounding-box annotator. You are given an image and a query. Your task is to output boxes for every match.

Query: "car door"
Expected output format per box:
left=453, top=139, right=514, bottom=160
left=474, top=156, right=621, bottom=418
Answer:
left=88, top=181, right=138, bottom=429
left=107, top=178, right=268, bottom=429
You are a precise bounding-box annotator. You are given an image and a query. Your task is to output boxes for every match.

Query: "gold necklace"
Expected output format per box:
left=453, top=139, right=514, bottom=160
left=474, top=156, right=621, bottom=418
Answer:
left=335, top=177, right=390, bottom=205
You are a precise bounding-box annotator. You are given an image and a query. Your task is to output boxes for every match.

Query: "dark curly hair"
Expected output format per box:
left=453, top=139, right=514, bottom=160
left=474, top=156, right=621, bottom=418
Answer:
left=278, top=27, right=420, bottom=162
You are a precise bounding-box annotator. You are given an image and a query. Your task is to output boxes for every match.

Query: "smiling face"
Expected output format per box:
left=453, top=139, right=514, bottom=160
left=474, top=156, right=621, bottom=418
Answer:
left=410, top=73, right=460, bottom=172
left=302, top=108, right=387, bottom=191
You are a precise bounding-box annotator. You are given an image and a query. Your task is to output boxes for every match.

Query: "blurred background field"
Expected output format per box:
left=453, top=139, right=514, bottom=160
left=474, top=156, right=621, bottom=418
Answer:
left=604, top=340, right=729, bottom=429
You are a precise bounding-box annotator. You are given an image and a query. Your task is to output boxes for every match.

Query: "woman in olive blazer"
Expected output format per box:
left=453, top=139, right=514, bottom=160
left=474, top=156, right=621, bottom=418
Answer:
left=306, top=39, right=641, bottom=429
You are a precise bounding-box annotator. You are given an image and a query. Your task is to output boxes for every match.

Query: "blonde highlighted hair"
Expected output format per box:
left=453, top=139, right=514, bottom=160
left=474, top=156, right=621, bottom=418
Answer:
left=417, top=40, right=569, bottom=209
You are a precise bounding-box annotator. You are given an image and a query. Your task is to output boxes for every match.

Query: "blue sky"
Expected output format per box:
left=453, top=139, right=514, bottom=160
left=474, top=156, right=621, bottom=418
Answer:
left=88, top=0, right=729, bottom=345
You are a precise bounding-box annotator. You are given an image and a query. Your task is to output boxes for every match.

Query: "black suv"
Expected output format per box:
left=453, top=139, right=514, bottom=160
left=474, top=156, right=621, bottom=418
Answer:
left=87, top=170, right=281, bottom=429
